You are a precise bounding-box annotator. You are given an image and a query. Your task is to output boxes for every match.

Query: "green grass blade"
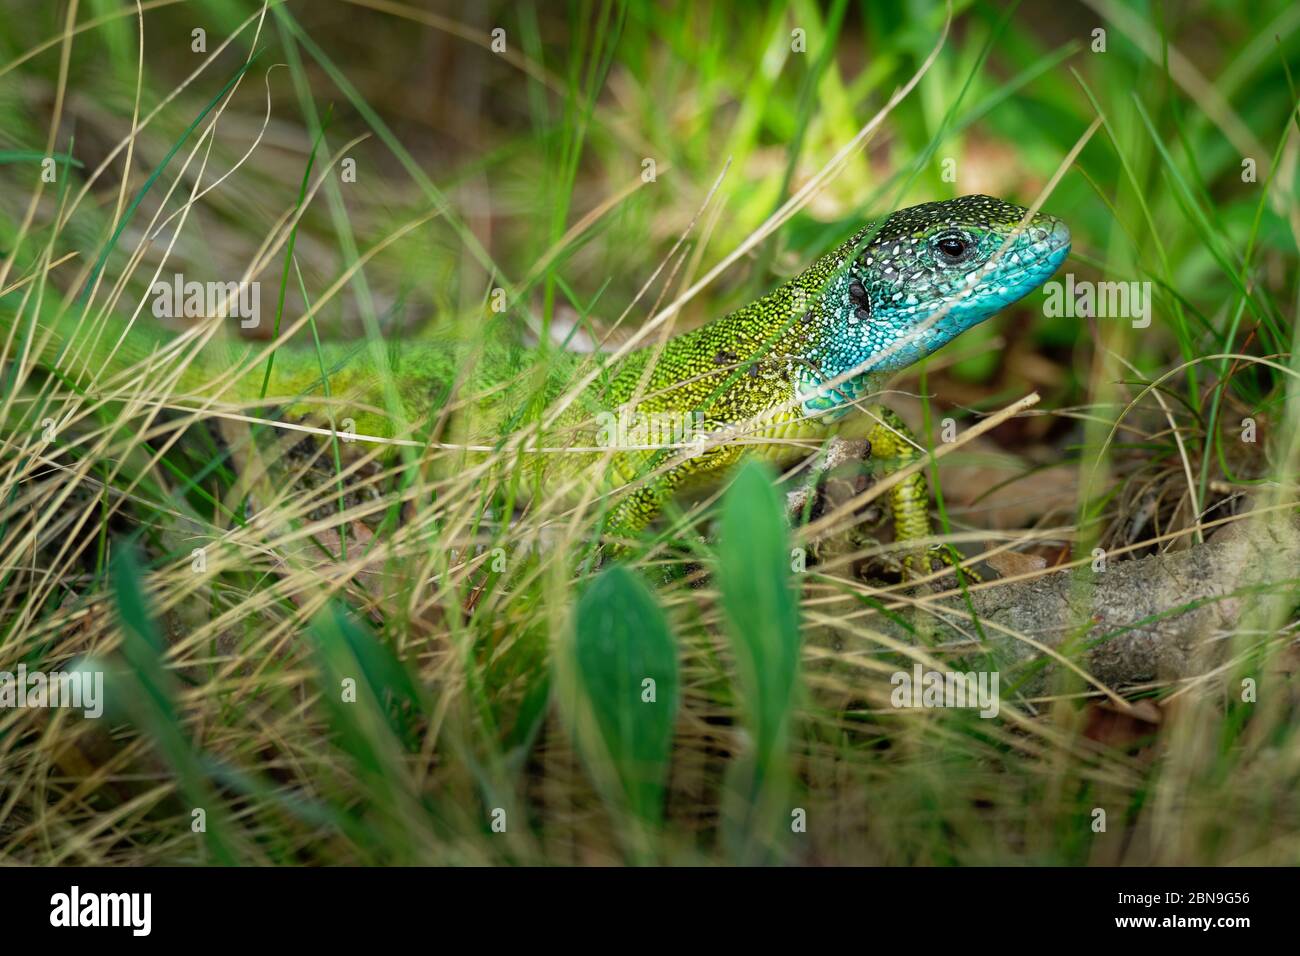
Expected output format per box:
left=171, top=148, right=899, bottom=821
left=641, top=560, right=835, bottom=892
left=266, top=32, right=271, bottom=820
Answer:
left=306, top=600, right=430, bottom=862
left=78, top=52, right=261, bottom=306
left=559, top=563, right=679, bottom=859
left=716, top=460, right=801, bottom=863
left=110, top=547, right=238, bottom=864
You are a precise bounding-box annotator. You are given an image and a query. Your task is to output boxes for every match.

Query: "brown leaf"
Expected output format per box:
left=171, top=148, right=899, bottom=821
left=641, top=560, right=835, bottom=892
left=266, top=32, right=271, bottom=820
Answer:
left=984, top=549, right=1048, bottom=578
left=1082, top=698, right=1162, bottom=754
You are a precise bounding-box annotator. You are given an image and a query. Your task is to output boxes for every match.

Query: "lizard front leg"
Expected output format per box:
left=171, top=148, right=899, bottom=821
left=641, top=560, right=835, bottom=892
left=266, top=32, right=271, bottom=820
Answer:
left=863, top=405, right=976, bottom=582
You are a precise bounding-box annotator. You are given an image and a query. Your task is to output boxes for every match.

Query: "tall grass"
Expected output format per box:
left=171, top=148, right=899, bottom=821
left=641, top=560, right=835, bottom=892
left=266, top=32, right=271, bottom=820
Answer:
left=0, top=0, right=1297, bottom=865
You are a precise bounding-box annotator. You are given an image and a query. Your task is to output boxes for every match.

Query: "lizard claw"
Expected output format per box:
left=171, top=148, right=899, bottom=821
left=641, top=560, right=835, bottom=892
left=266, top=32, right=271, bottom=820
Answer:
left=902, top=544, right=982, bottom=585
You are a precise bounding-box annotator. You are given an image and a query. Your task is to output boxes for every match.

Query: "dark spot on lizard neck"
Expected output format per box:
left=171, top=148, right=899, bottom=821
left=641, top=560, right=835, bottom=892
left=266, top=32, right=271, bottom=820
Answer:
left=849, top=276, right=871, bottom=321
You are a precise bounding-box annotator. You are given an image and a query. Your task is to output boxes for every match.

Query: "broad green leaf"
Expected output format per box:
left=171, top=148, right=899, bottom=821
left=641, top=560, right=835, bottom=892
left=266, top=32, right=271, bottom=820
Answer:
left=716, top=460, right=802, bottom=862
left=111, top=548, right=237, bottom=864
left=307, top=601, right=430, bottom=861
left=560, top=564, right=679, bottom=844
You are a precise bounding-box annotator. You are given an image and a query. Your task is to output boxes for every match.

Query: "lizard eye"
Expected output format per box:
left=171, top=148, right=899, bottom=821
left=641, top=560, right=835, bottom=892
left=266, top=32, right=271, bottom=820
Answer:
left=934, top=233, right=969, bottom=260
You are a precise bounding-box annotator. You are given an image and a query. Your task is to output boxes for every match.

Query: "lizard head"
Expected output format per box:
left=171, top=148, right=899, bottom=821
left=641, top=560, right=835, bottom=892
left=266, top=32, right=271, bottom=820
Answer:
left=839, top=194, right=1070, bottom=372
left=799, top=194, right=1069, bottom=403
left=794, top=195, right=1068, bottom=415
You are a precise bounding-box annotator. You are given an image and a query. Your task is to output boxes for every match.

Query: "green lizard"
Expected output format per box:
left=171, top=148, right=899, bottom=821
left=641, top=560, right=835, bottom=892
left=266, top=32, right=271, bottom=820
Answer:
left=4, top=194, right=1069, bottom=572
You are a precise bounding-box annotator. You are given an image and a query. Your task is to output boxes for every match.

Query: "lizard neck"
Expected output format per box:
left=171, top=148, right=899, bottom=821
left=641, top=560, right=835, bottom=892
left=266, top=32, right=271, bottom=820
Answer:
left=723, top=227, right=884, bottom=421
left=598, top=227, right=888, bottom=432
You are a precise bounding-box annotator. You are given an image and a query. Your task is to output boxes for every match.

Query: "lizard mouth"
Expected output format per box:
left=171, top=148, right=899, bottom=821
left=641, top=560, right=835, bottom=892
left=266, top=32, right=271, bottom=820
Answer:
left=959, top=220, right=1071, bottom=304
left=995, top=218, right=1071, bottom=275
left=1021, top=217, right=1072, bottom=276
